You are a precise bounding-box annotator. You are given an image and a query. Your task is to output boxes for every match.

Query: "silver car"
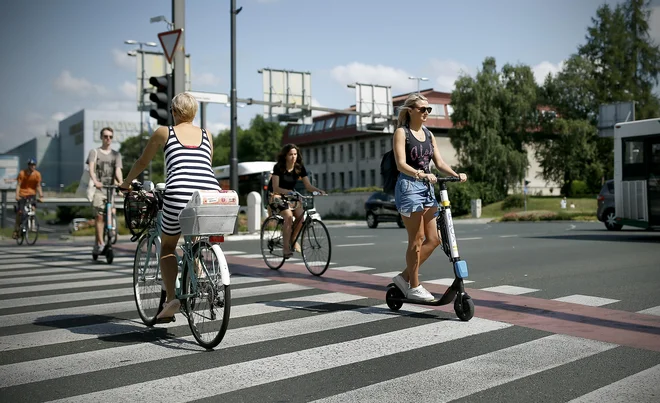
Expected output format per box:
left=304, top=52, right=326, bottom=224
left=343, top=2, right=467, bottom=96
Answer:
left=596, top=180, right=622, bottom=230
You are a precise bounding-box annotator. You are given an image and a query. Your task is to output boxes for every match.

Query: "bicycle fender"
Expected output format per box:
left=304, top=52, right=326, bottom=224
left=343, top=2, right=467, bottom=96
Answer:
left=211, top=244, right=231, bottom=286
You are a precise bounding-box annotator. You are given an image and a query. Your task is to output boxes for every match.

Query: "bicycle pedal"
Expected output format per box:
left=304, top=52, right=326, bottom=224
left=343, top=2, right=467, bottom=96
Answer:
left=155, top=316, right=176, bottom=324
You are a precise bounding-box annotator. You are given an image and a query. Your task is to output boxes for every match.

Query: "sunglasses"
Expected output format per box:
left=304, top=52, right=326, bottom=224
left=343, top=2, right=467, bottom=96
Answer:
left=417, top=107, right=432, bottom=114
left=103, top=135, right=113, bottom=139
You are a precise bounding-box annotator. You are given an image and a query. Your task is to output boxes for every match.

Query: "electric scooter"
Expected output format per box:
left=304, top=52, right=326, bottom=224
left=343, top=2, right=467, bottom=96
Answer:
left=385, top=176, right=475, bottom=321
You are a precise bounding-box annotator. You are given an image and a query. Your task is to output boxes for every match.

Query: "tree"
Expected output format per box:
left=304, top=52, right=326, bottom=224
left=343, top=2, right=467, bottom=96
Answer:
left=238, top=115, right=284, bottom=162
left=212, top=115, right=283, bottom=166
left=449, top=57, right=538, bottom=199
left=535, top=118, right=599, bottom=196
left=578, top=0, right=660, bottom=118
left=118, top=133, right=165, bottom=184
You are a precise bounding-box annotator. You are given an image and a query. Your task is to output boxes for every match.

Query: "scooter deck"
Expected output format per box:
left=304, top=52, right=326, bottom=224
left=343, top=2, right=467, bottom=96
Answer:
left=387, top=283, right=458, bottom=306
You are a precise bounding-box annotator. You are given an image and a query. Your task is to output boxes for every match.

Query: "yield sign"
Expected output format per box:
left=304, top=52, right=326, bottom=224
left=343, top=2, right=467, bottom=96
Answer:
left=157, top=28, right=183, bottom=64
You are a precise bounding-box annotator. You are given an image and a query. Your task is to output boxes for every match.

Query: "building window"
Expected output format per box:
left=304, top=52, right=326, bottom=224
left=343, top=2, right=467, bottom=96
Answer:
left=340, top=172, right=345, bottom=190
left=349, top=171, right=354, bottom=188
left=312, top=120, right=325, bottom=132
left=322, top=147, right=327, bottom=163
left=348, top=144, right=354, bottom=161
left=330, top=145, right=335, bottom=163
left=339, top=145, right=344, bottom=162
left=360, top=142, right=366, bottom=159
left=370, top=169, right=376, bottom=186
left=322, top=173, right=327, bottom=189
left=325, top=118, right=335, bottom=131
left=360, top=170, right=366, bottom=187
left=347, top=115, right=357, bottom=126
left=306, top=149, right=311, bottom=164
left=305, top=124, right=313, bottom=134
left=369, top=141, right=375, bottom=159
left=430, top=103, right=446, bottom=118
left=446, top=104, right=454, bottom=116
left=314, top=148, right=318, bottom=164
left=380, top=139, right=387, bottom=155
left=336, top=116, right=347, bottom=128
left=624, top=141, right=644, bottom=164
left=331, top=172, right=335, bottom=189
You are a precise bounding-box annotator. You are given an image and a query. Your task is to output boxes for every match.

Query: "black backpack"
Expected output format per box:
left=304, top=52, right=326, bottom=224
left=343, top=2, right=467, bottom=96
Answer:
left=380, top=126, right=433, bottom=195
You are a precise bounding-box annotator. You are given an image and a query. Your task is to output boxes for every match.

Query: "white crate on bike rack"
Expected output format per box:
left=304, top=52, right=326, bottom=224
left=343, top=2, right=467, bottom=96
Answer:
left=179, top=190, right=240, bottom=236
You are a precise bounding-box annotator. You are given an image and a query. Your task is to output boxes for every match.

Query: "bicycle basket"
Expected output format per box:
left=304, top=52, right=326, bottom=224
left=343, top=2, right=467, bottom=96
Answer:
left=123, top=191, right=157, bottom=238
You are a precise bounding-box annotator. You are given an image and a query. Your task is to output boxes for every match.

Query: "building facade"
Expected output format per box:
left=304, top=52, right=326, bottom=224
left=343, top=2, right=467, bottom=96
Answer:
left=2, top=109, right=142, bottom=191
left=282, top=88, right=558, bottom=195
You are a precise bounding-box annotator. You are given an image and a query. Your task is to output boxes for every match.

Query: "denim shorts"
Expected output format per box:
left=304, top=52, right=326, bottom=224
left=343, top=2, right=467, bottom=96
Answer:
left=394, top=173, right=438, bottom=217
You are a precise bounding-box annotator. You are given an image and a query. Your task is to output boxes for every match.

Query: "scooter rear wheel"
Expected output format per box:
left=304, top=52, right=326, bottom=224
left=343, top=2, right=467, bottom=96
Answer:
left=386, top=287, right=404, bottom=311
left=454, top=295, right=474, bottom=321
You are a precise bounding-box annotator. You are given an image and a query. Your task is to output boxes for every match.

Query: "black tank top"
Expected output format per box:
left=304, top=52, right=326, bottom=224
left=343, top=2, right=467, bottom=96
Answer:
left=404, top=126, right=433, bottom=173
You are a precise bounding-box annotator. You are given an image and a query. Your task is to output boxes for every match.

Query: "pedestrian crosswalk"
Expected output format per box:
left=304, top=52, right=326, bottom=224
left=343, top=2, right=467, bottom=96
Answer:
left=1, top=243, right=659, bottom=402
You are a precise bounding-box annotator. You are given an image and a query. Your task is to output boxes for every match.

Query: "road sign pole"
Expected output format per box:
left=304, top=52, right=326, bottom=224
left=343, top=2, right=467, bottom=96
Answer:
left=172, top=0, right=185, bottom=97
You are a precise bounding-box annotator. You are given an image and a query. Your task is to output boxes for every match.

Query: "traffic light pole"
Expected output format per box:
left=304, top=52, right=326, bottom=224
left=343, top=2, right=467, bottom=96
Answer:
left=230, top=0, right=241, bottom=234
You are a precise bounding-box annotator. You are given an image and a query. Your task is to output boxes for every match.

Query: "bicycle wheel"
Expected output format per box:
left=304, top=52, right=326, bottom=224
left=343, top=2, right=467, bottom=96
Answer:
left=301, top=219, right=332, bottom=276
left=16, top=226, right=24, bottom=246
left=25, top=215, right=39, bottom=245
left=260, top=216, right=285, bottom=270
left=110, top=216, right=118, bottom=245
left=182, top=240, right=231, bottom=349
left=133, top=234, right=164, bottom=326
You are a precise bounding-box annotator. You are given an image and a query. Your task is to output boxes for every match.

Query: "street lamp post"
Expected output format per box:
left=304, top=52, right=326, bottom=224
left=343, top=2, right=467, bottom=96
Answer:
left=125, top=40, right=157, bottom=180
left=408, top=76, right=429, bottom=94
left=150, top=15, right=174, bottom=30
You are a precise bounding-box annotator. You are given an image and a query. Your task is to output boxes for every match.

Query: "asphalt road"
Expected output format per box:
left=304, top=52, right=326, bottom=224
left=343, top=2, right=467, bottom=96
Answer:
left=0, top=221, right=659, bottom=402
left=226, top=220, right=660, bottom=314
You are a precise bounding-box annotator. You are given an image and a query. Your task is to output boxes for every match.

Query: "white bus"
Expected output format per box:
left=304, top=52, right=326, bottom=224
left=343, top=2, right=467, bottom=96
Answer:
left=213, top=161, right=275, bottom=207
left=613, top=118, right=660, bottom=229
left=213, top=161, right=318, bottom=210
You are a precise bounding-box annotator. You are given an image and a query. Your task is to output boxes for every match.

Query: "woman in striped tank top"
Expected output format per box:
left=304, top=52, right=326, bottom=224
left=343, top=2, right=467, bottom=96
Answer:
left=120, top=92, right=220, bottom=320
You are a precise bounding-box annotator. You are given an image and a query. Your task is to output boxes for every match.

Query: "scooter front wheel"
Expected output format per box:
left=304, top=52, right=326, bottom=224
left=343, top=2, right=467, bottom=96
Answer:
left=386, top=287, right=404, bottom=311
left=454, top=295, right=474, bottom=321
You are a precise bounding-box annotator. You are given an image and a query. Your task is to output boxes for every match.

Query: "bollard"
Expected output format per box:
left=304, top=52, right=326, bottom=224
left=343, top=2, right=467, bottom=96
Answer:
left=247, top=191, right=262, bottom=234
left=470, top=199, right=482, bottom=218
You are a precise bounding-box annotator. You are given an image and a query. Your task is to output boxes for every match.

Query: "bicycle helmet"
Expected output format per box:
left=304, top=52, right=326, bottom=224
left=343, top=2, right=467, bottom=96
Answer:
left=27, top=158, right=37, bottom=165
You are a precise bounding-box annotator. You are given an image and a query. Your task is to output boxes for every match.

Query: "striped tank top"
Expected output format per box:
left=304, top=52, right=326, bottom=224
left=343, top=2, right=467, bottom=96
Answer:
left=161, top=126, right=220, bottom=235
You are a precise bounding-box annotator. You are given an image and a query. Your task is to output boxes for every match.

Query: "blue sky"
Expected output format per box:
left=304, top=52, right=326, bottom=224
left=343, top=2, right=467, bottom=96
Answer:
left=1, top=0, right=659, bottom=152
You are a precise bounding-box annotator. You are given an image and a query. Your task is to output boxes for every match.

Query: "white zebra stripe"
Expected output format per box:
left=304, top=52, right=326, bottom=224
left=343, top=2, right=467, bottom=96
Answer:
left=311, top=334, right=617, bottom=403
left=46, top=318, right=512, bottom=403
left=0, top=302, right=428, bottom=388
left=0, top=270, right=129, bottom=285
left=0, top=277, right=133, bottom=296
left=566, top=364, right=660, bottom=402
left=0, top=291, right=364, bottom=350
left=0, top=275, right=268, bottom=309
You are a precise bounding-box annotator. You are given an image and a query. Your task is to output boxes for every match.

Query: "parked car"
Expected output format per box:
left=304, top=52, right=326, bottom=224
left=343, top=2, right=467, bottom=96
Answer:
left=597, top=180, right=622, bottom=231
left=365, top=191, right=404, bottom=228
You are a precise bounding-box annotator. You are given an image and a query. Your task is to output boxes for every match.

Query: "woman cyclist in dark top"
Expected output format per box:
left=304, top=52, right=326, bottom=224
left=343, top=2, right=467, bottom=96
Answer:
left=269, top=143, right=326, bottom=258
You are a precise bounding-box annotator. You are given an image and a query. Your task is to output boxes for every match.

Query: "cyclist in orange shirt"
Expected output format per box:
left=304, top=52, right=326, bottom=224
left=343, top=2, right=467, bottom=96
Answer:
left=13, top=158, right=43, bottom=239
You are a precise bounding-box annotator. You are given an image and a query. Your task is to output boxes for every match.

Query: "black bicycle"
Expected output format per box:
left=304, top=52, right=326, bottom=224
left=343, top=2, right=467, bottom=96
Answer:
left=260, top=191, right=332, bottom=276
left=16, top=196, right=39, bottom=246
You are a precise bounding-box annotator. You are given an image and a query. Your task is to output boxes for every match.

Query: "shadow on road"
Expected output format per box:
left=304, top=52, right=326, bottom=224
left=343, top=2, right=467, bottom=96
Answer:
left=530, top=233, right=660, bottom=244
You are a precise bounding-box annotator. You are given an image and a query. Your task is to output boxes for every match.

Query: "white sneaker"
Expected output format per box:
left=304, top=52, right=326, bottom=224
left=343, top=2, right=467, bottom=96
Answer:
left=407, top=285, right=435, bottom=301
left=93, top=243, right=105, bottom=254
left=392, top=274, right=409, bottom=293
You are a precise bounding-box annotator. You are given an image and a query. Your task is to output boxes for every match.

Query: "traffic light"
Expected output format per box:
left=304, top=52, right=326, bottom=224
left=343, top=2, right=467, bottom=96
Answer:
left=149, top=74, right=172, bottom=126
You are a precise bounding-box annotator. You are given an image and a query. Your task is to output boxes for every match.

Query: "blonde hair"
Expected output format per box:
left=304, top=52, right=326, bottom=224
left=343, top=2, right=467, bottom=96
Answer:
left=396, top=93, right=428, bottom=128
left=171, top=92, right=198, bottom=123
